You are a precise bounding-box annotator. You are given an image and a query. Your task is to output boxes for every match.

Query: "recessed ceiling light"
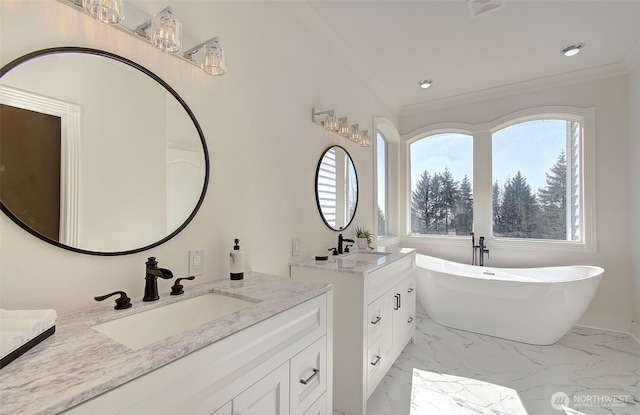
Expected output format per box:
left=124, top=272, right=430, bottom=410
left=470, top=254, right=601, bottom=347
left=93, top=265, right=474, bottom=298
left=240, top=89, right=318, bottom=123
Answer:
left=562, top=43, right=585, bottom=57
left=419, top=80, right=432, bottom=89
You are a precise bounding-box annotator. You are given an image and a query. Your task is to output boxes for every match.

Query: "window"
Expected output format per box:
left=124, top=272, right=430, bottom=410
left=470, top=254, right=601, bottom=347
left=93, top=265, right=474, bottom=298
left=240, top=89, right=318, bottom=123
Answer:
left=492, top=118, right=582, bottom=241
left=409, top=133, right=473, bottom=236
left=377, top=132, right=387, bottom=236
left=406, top=107, right=595, bottom=251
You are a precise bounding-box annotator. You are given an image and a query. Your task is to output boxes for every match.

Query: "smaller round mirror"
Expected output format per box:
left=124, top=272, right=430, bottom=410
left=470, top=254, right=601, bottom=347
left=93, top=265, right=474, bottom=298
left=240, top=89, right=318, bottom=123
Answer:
left=315, top=145, right=358, bottom=231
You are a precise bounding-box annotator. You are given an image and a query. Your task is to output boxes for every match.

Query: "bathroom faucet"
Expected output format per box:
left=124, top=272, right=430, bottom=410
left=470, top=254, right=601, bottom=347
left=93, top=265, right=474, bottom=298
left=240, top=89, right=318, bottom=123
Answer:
left=478, top=236, right=490, bottom=266
left=471, top=232, right=490, bottom=266
left=337, top=233, right=354, bottom=255
left=143, top=257, right=173, bottom=302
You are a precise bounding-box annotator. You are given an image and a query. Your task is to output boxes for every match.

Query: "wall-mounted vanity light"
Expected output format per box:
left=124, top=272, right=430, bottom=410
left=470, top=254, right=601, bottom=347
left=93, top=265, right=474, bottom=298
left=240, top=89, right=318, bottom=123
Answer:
left=312, top=109, right=371, bottom=147
left=59, top=0, right=227, bottom=76
left=84, top=0, right=124, bottom=24
left=184, top=37, right=227, bottom=76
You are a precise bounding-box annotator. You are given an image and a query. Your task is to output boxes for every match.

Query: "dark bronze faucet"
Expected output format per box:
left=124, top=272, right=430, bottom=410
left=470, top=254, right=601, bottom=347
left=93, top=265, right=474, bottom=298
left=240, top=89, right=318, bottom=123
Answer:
left=338, top=233, right=354, bottom=255
left=471, top=233, right=490, bottom=266
left=143, top=257, right=173, bottom=302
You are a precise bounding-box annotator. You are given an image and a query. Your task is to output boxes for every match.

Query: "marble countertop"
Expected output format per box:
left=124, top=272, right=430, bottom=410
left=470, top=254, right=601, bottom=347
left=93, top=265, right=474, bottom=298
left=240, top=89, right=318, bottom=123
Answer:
left=0, top=272, right=333, bottom=415
left=290, top=246, right=415, bottom=274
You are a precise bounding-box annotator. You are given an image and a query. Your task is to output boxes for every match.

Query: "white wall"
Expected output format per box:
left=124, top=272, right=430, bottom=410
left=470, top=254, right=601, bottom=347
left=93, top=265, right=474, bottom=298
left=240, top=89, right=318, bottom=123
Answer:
left=399, top=75, right=634, bottom=332
left=630, top=63, right=640, bottom=339
left=0, top=0, right=396, bottom=315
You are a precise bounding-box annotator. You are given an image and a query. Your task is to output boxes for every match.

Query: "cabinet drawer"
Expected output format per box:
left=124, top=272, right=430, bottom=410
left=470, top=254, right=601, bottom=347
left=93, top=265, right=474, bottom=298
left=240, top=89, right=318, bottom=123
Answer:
left=290, top=336, right=327, bottom=415
left=303, top=393, right=327, bottom=415
left=368, top=255, right=415, bottom=300
left=366, top=340, right=387, bottom=397
left=367, top=296, right=385, bottom=346
left=211, top=401, right=232, bottom=415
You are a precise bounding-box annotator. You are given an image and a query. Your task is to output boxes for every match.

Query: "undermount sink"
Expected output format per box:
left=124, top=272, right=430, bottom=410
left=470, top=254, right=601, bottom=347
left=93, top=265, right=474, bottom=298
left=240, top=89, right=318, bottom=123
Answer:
left=341, top=252, right=391, bottom=261
left=92, top=292, right=258, bottom=350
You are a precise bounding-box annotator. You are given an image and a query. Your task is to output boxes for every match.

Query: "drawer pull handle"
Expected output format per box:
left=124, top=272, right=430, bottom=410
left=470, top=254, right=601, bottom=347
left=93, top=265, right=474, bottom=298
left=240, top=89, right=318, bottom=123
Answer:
left=407, top=287, right=414, bottom=293
left=300, top=368, right=319, bottom=385
left=371, top=316, right=382, bottom=325
left=371, top=355, right=381, bottom=366
left=407, top=317, right=414, bottom=323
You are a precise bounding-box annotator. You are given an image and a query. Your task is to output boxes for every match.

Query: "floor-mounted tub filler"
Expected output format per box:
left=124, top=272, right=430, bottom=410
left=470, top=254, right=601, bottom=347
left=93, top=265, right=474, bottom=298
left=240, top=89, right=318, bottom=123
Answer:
left=415, top=254, right=604, bottom=345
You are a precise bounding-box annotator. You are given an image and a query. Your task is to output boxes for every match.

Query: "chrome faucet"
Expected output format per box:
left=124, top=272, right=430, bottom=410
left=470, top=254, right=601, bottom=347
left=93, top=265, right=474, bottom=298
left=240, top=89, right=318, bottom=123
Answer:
left=143, top=257, right=173, bottom=302
left=337, top=233, right=354, bottom=255
left=471, top=233, right=490, bottom=266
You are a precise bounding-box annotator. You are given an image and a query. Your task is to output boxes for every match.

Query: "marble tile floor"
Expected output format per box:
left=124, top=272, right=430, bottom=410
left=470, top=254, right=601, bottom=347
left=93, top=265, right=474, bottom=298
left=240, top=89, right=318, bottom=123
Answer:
left=366, top=305, right=639, bottom=415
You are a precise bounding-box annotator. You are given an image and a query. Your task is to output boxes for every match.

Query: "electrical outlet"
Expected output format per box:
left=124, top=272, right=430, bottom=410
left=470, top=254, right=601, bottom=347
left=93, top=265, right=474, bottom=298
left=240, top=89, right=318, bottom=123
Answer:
left=189, top=250, right=204, bottom=276
left=292, top=238, right=300, bottom=256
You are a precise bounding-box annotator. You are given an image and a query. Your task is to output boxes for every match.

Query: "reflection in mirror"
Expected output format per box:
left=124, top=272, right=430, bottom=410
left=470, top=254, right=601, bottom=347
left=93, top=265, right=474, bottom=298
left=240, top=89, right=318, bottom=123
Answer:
left=315, top=145, right=358, bottom=231
left=0, top=48, right=209, bottom=255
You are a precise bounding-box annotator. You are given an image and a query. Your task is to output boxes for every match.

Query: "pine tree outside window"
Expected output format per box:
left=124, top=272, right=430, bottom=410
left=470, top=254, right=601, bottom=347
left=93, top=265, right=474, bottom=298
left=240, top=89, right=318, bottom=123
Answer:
left=409, top=133, right=473, bottom=236
left=492, top=119, right=582, bottom=241
left=406, top=107, right=595, bottom=252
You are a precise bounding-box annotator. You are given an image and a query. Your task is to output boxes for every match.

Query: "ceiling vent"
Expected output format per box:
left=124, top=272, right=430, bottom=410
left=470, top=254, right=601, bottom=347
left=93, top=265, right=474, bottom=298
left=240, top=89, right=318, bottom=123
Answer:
left=467, top=0, right=506, bottom=18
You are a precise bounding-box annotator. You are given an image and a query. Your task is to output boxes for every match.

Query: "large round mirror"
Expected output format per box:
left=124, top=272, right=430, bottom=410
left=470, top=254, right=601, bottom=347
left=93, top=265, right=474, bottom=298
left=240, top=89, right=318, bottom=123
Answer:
left=0, top=47, right=209, bottom=255
left=315, top=145, right=358, bottom=231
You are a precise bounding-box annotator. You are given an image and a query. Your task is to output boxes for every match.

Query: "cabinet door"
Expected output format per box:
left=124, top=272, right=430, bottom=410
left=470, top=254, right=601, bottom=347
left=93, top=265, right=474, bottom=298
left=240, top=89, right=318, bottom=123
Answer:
left=233, top=362, right=290, bottom=415
left=393, top=276, right=416, bottom=349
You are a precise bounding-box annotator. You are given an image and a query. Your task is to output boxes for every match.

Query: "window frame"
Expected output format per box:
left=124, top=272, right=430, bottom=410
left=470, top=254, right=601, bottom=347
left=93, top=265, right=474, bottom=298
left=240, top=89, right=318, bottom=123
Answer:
left=375, top=117, right=401, bottom=245
left=408, top=130, right=474, bottom=238
left=376, top=131, right=389, bottom=237
left=404, top=107, right=596, bottom=253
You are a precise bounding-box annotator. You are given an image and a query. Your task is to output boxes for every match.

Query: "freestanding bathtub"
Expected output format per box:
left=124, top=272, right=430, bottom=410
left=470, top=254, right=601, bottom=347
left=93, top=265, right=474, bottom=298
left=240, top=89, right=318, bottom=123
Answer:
left=415, top=254, right=604, bottom=345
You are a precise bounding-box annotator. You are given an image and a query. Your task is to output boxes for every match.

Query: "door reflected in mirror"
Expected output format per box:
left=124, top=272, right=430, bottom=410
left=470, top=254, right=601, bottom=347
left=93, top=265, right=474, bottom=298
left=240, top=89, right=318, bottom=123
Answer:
left=0, top=48, right=209, bottom=255
left=315, top=145, right=358, bottom=231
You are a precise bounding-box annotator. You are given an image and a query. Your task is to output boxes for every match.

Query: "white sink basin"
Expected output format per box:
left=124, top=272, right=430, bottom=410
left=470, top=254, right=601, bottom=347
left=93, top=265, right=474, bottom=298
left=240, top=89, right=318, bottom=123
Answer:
left=92, top=292, right=257, bottom=350
left=341, top=252, right=391, bottom=261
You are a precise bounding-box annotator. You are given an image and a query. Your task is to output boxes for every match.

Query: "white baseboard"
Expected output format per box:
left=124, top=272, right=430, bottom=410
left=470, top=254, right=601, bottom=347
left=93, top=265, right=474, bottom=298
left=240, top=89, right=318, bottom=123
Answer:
left=631, top=321, right=640, bottom=344
left=576, top=313, right=632, bottom=335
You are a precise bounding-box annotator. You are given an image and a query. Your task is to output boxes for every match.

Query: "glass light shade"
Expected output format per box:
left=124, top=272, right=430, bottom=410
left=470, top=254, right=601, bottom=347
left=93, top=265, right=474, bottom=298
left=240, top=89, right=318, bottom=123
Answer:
left=152, top=11, right=182, bottom=53
left=84, top=0, right=124, bottom=24
left=350, top=126, right=361, bottom=143
left=324, top=112, right=338, bottom=132
left=338, top=118, right=350, bottom=137
left=202, top=43, right=226, bottom=76
left=360, top=131, right=370, bottom=147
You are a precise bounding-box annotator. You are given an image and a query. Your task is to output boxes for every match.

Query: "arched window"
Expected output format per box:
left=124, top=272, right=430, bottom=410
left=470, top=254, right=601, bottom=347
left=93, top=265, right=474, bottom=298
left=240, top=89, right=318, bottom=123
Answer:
left=405, top=107, right=595, bottom=251
left=409, top=132, right=473, bottom=236
left=492, top=117, right=583, bottom=241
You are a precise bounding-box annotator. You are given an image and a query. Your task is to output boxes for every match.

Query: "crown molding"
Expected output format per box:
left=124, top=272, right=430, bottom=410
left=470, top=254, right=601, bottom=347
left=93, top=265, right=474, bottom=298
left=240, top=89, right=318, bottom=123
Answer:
left=400, top=61, right=633, bottom=117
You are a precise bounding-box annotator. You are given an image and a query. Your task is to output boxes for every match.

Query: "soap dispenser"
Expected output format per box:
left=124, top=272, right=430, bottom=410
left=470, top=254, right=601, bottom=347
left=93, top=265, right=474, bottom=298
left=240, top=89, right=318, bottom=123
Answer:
left=230, top=238, right=244, bottom=280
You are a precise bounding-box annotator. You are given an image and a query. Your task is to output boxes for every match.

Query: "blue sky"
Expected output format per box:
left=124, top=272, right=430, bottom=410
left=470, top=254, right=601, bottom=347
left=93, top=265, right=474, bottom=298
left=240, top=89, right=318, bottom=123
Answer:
left=409, top=120, right=567, bottom=194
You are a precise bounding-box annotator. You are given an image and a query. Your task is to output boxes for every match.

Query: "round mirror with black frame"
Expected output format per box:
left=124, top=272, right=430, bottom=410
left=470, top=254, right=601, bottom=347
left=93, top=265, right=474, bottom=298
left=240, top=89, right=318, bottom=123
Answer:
left=0, top=47, right=209, bottom=256
left=315, top=145, right=358, bottom=231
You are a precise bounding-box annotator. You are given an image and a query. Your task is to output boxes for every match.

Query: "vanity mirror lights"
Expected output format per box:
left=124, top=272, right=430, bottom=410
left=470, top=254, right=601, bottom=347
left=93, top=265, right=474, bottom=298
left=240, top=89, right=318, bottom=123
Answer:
left=0, top=47, right=209, bottom=255
left=315, top=145, right=358, bottom=231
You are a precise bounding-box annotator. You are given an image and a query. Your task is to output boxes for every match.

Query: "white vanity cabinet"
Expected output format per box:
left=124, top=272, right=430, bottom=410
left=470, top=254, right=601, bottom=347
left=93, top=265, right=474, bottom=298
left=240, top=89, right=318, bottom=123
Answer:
left=290, top=251, right=415, bottom=415
left=62, top=292, right=333, bottom=415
